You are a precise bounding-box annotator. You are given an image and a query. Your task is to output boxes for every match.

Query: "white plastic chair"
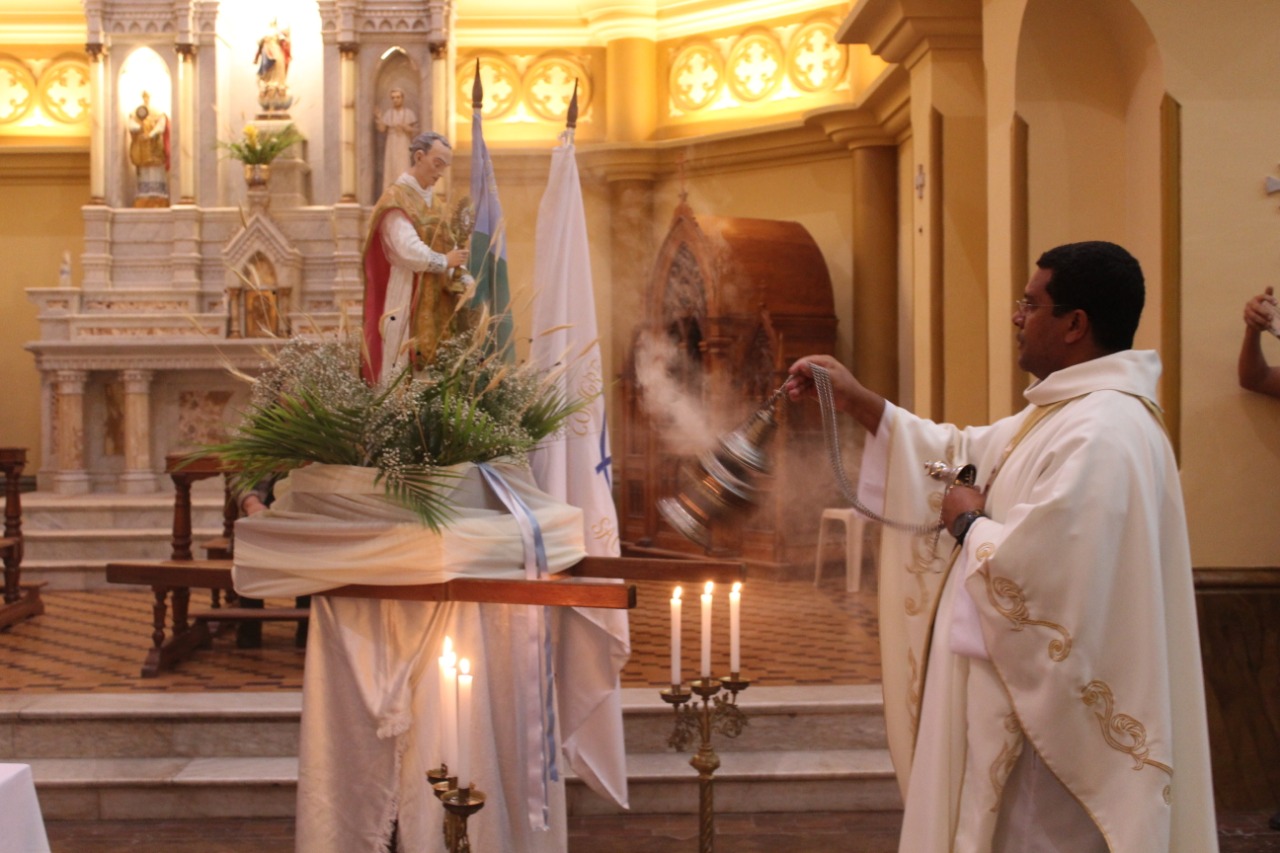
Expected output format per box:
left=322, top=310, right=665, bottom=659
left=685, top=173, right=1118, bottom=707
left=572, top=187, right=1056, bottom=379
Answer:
left=813, top=507, right=872, bottom=592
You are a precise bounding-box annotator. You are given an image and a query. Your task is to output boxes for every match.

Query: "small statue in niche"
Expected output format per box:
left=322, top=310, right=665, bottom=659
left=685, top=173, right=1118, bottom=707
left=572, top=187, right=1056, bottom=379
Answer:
left=58, top=251, right=71, bottom=288
left=126, top=91, right=169, bottom=207
left=255, top=19, right=293, bottom=115
left=375, top=88, right=419, bottom=191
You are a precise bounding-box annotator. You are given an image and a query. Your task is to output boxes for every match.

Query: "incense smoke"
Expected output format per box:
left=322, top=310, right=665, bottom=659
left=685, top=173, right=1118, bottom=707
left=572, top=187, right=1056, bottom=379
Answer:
left=632, top=331, right=721, bottom=456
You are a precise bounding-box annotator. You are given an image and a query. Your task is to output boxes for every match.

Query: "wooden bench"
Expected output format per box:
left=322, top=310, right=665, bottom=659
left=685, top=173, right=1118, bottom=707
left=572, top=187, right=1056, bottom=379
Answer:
left=99, top=454, right=306, bottom=675
left=0, top=447, right=43, bottom=631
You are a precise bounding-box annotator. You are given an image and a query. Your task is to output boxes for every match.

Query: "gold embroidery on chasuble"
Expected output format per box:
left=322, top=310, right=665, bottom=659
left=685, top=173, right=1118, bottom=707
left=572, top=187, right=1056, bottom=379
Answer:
left=1080, top=680, right=1173, bottom=776
left=410, top=207, right=466, bottom=366
left=989, top=712, right=1024, bottom=812
left=978, top=567, right=1073, bottom=662
left=907, top=647, right=922, bottom=739
left=371, top=184, right=466, bottom=368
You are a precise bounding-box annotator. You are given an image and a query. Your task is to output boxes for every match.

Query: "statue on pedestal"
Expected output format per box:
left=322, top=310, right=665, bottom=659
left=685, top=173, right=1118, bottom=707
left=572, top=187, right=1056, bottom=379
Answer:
left=255, top=19, right=293, bottom=116
left=126, top=91, right=170, bottom=207
left=375, top=88, right=419, bottom=191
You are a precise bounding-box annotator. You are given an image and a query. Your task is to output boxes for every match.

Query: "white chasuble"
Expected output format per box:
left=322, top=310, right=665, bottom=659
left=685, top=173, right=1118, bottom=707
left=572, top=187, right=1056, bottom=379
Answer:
left=861, top=350, right=1217, bottom=853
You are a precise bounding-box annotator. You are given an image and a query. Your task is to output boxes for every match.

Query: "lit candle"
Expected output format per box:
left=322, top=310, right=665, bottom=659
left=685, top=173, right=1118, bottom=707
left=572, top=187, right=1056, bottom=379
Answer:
left=700, top=581, right=714, bottom=679
left=439, top=636, right=458, bottom=776
left=670, top=586, right=683, bottom=688
left=457, top=658, right=473, bottom=789
left=730, top=581, right=742, bottom=675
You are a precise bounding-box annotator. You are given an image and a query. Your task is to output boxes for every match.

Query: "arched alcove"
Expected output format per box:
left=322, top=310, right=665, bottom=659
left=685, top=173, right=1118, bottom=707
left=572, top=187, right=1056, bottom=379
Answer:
left=117, top=47, right=172, bottom=207
left=372, top=48, right=423, bottom=195
left=1016, top=0, right=1167, bottom=354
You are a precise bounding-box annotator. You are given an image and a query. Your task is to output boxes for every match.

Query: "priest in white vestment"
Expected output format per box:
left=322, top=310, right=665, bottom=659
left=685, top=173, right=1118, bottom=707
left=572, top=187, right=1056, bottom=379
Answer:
left=788, top=241, right=1218, bottom=852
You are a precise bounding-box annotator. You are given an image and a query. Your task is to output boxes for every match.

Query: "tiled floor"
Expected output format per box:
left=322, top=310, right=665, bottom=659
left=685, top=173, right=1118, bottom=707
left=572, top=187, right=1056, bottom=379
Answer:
left=11, top=569, right=1280, bottom=851
left=0, top=574, right=881, bottom=693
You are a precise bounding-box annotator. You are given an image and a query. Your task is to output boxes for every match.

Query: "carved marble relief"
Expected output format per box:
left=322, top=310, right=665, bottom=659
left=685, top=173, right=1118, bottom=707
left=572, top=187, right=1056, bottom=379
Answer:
left=177, top=390, right=234, bottom=447
left=103, top=380, right=125, bottom=457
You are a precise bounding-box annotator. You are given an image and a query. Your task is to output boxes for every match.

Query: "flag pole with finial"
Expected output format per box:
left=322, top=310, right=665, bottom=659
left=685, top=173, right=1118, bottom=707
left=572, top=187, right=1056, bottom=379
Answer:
left=472, top=58, right=483, bottom=113
left=565, top=78, right=579, bottom=141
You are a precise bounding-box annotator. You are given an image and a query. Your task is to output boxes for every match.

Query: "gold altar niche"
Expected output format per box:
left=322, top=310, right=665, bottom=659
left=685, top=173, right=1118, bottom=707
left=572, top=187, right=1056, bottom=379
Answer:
left=619, top=201, right=838, bottom=573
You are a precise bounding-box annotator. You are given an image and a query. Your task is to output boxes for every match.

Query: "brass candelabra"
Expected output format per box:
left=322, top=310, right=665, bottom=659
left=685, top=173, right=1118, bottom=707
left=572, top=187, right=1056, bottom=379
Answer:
left=660, top=674, right=751, bottom=853
left=427, top=765, right=486, bottom=853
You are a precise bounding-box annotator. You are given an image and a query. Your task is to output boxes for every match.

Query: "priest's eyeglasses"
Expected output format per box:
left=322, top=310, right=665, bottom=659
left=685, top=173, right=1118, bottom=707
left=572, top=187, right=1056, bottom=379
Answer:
left=1014, top=298, right=1069, bottom=315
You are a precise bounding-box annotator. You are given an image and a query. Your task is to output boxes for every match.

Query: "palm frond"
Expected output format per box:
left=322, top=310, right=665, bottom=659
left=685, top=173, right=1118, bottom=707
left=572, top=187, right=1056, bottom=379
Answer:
left=375, top=464, right=461, bottom=530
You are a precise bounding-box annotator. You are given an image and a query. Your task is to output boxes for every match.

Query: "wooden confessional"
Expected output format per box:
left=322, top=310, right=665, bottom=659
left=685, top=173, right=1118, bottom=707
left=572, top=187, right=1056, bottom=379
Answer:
left=619, top=202, right=838, bottom=572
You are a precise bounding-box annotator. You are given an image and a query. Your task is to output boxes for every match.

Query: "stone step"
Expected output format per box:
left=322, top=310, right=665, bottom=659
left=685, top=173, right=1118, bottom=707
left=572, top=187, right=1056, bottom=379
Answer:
left=0, top=693, right=302, bottom=761
left=0, top=688, right=884, bottom=760
left=3, top=687, right=897, bottom=820
left=21, top=527, right=224, bottom=563
left=20, top=492, right=224, bottom=532
left=25, top=749, right=900, bottom=821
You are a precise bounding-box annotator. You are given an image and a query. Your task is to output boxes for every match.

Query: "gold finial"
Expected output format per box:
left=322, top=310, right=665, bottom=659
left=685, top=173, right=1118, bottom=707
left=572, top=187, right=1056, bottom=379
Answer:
left=471, top=58, right=483, bottom=111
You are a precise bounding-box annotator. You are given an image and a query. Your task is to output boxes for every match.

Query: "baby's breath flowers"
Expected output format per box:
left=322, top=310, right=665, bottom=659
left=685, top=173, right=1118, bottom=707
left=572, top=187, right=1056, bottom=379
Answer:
left=200, top=322, right=583, bottom=529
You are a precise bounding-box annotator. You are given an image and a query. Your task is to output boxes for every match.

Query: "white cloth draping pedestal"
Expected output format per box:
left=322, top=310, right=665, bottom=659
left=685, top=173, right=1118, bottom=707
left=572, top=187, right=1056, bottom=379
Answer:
left=0, top=764, right=51, bottom=853
left=233, top=461, right=630, bottom=853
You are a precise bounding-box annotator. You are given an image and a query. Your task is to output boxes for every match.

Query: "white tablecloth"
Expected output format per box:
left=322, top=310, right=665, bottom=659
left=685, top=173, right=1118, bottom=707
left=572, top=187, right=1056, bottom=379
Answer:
left=233, top=462, right=630, bottom=853
left=0, top=764, right=51, bottom=853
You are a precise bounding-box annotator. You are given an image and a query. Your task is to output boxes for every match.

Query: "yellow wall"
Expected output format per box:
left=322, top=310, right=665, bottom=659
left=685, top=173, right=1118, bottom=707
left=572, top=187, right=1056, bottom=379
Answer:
left=0, top=151, right=88, bottom=471
left=1129, top=0, right=1280, bottom=567
left=976, top=0, right=1280, bottom=566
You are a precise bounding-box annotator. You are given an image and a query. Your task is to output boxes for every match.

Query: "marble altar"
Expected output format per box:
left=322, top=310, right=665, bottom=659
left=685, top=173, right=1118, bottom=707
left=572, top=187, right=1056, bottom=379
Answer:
left=26, top=0, right=456, bottom=495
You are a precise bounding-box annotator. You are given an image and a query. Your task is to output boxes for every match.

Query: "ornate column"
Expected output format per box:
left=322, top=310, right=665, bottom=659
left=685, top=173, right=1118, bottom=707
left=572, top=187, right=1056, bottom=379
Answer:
left=53, top=370, right=90, bottom=496
left=339, top=42, right=357, bottom=202
left=86, top=43, right=107, bottom=203
left=119, top=369, right=157, bottom=494
left=176, top=44, right=196, bottom=204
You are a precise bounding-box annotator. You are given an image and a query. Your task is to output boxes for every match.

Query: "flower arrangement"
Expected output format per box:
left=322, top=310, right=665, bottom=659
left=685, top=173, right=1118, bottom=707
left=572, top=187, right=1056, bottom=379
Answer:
left=219, top=123, right=303, bottom=165
left=201, top=319, right=584, bottom=529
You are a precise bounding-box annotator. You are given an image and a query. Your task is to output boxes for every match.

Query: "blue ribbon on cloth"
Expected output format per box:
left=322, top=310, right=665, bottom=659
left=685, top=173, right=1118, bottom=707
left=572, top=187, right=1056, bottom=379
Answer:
left=477, top=463, right=560, bottom=830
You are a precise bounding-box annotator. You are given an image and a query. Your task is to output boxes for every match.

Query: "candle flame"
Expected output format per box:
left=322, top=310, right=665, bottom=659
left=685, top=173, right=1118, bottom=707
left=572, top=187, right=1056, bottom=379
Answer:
left=732, top=581, right=742, bottom=594
left=459, top=658, right=471, bottom=675
left=704, top=580, right=714, bottom=595
left=443, top=636, right=453, bottom=654
left=673, top=586, right=682, bottom=601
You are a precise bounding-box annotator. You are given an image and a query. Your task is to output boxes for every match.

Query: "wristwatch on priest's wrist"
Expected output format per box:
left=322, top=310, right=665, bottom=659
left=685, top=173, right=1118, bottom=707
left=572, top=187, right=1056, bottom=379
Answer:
left=950, top=509, right=986, bottom=545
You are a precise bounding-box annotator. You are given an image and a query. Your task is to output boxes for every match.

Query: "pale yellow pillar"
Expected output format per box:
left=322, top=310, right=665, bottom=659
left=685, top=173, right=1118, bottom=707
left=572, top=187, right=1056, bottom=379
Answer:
left=176, top=45, right=196, bottom=204
left=605, top=38, right=656, bottom=142
left=432, top=43, right=450, bottom=137
left=119, top=369, right=156, bottom=494
left=851, top=145, right=899, bottom=401
left=339, top=44, right=357, bottom=202
left=87, top=44, right=106, bottom=203
left=839, top=3, right=987, bottom=426
left=607, top=175, right=656, bottom=417
left=53, top=370, right=90, bottom=495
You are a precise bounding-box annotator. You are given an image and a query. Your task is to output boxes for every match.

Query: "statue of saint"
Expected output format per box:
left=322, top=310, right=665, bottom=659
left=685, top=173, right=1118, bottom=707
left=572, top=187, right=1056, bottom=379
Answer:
left=126, top=91, right=169, bottom=207
left=361, top=132, right=471, bottom=383
left=255, top=19, right=293, bottom=114
left=375, top=88, right=419, bottom=191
